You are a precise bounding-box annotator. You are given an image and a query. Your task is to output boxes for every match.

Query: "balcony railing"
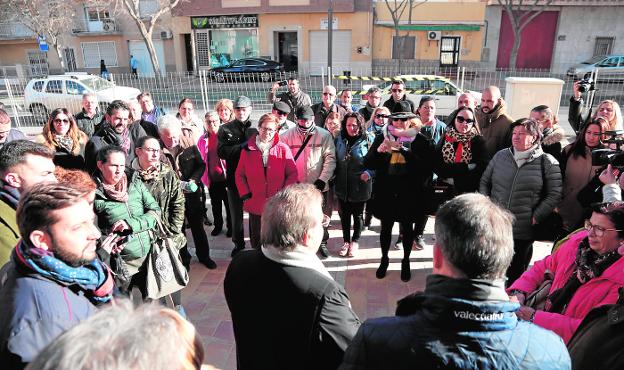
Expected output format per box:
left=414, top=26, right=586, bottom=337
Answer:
left=72, top=18, right=120, bottom=34
left=0, top=22, right=36, bottom=40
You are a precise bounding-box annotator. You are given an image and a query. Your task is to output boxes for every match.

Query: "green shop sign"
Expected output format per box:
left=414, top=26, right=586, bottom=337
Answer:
left=191, top=14, right=259, bottom=30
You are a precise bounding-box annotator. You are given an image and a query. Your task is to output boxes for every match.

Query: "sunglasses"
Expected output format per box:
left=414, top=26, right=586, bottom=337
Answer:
left=375, top=114, right=389, bottom=119
left=456, top=116, right=475, bottom=124
left=392, top=117, right=409, bottom=122
left=391, top=89, right=404, bottom=93
left=275, top=110, right=288, bottom=116
left=54, top=118, right=70, bottom=123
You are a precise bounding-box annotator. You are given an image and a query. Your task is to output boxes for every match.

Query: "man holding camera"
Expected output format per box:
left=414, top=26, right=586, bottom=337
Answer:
left=268, top=77, right=312, bottom=123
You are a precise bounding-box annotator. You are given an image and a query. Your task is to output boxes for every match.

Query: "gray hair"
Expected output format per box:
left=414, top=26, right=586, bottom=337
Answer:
left=434, top=193, right=514, bottom=279
left=367, top=86, right=381, bottom=95
left=81, top=92, right=97, bottom=100
left=511, top=118, right=543, bottom=144
left=261, top=183, right=322, bottom=250
left=204, top=111, right=219, bottom=120
left=323, top=85, right=337, bottom=95
left=158, top=114, right=182, bottom=133
left=25, top=300, right=204, bottom=370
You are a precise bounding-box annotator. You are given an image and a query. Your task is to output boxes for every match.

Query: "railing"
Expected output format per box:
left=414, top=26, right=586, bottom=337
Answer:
left=0, top=22, right=35, bottom=39
left=71, top=18, right=120, bottom=34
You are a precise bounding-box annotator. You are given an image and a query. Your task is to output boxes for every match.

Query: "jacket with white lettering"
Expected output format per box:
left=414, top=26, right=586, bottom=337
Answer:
left=339, top=275, right=571, bottom=370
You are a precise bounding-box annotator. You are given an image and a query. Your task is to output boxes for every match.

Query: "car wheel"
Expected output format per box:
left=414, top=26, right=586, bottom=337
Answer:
left=29, top=103, right=48, bottom=122
left=260, top=72, right=271, bottom=82
left=214, top=72, right=225, bottom=83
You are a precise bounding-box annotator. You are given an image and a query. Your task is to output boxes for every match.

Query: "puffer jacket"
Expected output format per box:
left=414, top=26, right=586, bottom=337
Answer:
left=334, top=132, right=374, bottom=203
left=479, top=146, right=562, bottom=240
left=509, top=230, right=624, bottom=343
left=476, top=103, right=513, bottom=158
left=217, top=118, right=257, bottom=188
left=235, top=134, right=298, bottom=215
left=339, top=275, right=571, bottom=370
left=130, top=161, right=186, bottom=250
left=280, top=126, right=336, bottom=191
left=94, top=174, right=160, bottom=273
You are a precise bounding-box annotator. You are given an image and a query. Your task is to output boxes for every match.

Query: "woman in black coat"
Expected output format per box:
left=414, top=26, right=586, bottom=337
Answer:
left=363, top=111, right=431, bottom=282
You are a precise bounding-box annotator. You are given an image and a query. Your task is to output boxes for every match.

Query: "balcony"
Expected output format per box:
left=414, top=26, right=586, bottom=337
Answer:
left=72, top=18, right=121, bottom=35
left=0, top=22, right=36, bottom=40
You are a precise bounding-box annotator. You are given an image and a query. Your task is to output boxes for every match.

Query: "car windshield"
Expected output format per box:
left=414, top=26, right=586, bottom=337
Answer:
left=581, top=56, right=608, bottom=65
left=80, top=77, right=114, bottom=91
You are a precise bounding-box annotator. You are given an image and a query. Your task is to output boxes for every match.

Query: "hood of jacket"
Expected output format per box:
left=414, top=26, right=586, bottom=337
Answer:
left=542, top=125, right=569, bottom=147
left=478, top=101, right=508, bottom=126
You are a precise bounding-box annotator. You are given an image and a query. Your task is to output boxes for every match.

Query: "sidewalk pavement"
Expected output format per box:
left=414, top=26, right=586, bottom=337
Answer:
left=185, top=213, right=553, bottom=370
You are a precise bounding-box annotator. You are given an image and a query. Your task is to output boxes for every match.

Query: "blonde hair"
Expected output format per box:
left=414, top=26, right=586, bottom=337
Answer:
left=42, top=108, right=84, bottom=155
left=215, top=99, right=234, bottom=122
left=594, top=100, right=623, bottom=131
left=366, top=106, right=390, bottom=129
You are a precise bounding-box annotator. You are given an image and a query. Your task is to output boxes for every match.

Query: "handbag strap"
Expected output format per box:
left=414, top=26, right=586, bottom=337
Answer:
left=146, top=210, right=168, bottom=238
left=294, top=134, right=313, bottom=161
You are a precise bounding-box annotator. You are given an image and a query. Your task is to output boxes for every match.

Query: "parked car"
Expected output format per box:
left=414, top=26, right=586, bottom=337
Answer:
left=566, top=55, right=624, bottom=81
left=208, top=57, right=284, bottom=83
left=359, top=75, right=482, bottom=118
left=24, top=73, right=141, bottom=120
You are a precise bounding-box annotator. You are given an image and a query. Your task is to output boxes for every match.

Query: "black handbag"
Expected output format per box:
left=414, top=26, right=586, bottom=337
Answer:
left=426, top=179, right=455, bottom=215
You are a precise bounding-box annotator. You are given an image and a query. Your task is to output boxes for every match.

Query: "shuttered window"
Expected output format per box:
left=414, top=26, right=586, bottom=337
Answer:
left=81, top=41, right=118, bottom=68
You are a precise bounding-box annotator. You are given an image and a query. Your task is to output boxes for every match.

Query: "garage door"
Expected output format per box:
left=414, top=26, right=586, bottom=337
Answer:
left=128, top=40, right=166, bottom=77
left=309, top=30, right=351, bottom=76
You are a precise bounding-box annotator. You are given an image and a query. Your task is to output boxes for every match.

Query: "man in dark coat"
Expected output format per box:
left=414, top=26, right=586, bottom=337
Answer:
left=74, top=93, right=105, bottom=138
left=382, top=80, right=416, bottom=114
left=311, top=85, right=346, bottom=128
left=475, top=85, right=513, bottom=158
left=225, top=183, right=360, bottom=370
left=85, top=100, right=147, bottom=174
left=339, top=193, right=571, bottom=370
left=267, top=77, right=312, bottom=123
left=217, top=96, right=257, bottom=256
left=357, top=86, right=382, bottom=122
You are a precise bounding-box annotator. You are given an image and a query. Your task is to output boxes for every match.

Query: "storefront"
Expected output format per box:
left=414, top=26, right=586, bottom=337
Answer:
left=191, top=14, right=260, bottom=69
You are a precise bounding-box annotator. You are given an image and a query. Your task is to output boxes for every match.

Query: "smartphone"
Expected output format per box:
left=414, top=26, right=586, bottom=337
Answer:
left=278, top=80, right=288, bottom=87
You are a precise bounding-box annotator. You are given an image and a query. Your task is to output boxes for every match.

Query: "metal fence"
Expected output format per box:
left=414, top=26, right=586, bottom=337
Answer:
left=2, top=64, right=624, bottom=128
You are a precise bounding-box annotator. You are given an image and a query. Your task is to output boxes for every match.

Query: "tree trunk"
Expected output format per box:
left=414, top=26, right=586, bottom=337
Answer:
left=52, top=41, right=67, bottom=73
left=509, top=29, right=522, bottom=71
left=143, top=33, right=162, bottom=78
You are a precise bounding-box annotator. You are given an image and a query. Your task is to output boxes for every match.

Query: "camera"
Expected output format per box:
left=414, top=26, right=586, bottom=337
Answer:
left=591, top=130, right=624, bottom=169
left=577, top=74, right=596, bottom=93
left=278, top=80, right=288, bottom=87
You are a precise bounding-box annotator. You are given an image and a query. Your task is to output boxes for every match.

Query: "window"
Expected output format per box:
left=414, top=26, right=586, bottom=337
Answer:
left=392, top=36, right=415, bottom=60
left=45, top=80, right=63, bottom=94
left=86, top=7, right=110, bottom=22
left=195, top=31, right=211, bottom=68
left=594, top=37, right=614, bottom=57
left=403, top=80, right=428, bottom=91
left=32, top=80, right=45, bottom=92
left=66, top=81, right=86, bottom=95
left=81, top=41, right=118, bottom=68
left=599, top=56, right=620, bottom=67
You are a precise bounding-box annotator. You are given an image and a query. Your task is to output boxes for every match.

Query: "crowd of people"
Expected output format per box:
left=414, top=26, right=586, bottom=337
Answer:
left=0, top=75, right=624, bottom=369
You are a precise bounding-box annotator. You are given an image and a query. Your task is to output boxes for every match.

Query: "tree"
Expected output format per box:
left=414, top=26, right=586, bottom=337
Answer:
left=90, top=0, right=183, bottom=77
left=497, top=0, right=554, bottom=70
left=383, top=0, right=428, bottom=73
left=0, top=0, right=75, bottom=72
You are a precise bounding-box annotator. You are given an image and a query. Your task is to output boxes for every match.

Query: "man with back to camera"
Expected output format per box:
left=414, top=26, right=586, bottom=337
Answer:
left=267, top=77, right=312, bottom=123
left=224, top=183, right=360, bottom=370
left=0, top=183, right=115, bottom=369
left=382, top=80, right=416, bottom=114
left=476, top=85, right=513, bottom=158
left=339, top=193, right=571, bottom=370
left=0, top=140, right=56, bottom=268
left=217, top=96, right=258, bottom=256
left=74, top=93, right=105, bottom=138
left=358, top=86, right=382, bottom=122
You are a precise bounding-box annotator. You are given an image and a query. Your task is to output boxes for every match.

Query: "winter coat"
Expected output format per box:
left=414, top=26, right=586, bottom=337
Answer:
left=94, top=174, right=160, bottom=274
left=217, top=118, right=258, bottom=188
left=420, top=118, right=447, bottom=146
left=358, top=103, right=377, bottom=122
left=363, top=132, right=432, bottom=221
left=382, top=95, right=416, bottom=114
left=480, top=147, right=562, bottom=240
left=280, top=126, right=336, bottom=191
left=235, top=134, right=298, bottom=215
left=75, top=109, right=104, bottom=138
left=0, top=262, right=98, bottom=369
left=197, top=131, right=227, bottom=188
left=0, top=196, right=18, bottom=268
left=35, top=131, right=89, bottom=170
left=131, top=161, right=186, bottom=250
left=267, top=90, right=312, bottom=123
left=475, top=103, right=513, bottom=158
left=85, top=123, right=147, bottom=174
left=312, top=103, right=347, bottom=128
left=161, top=136, right=204, bottom=183
left=509, top=230, right=624, bottom=343
left=541, top=125, right=569, bottom=163
left=334, top=133, right=374, bottom=203
left=339, top=275, right=571, bottom=370
left=432, top=133, right=488, bottom=194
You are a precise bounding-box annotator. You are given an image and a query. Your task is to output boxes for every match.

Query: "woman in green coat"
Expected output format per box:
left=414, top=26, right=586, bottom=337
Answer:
left=94, top=145, right=160, bottom=298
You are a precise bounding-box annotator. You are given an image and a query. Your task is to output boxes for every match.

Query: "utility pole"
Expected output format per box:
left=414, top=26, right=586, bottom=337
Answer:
left=327, top=0, right=334, bottom=85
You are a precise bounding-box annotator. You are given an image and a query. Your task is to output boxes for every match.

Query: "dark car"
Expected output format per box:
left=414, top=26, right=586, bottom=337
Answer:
left=209, top=57, right=284, bottom=83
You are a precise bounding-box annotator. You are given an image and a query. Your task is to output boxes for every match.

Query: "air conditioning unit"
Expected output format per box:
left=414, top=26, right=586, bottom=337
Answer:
left=160, top=31, right=173, bottom=39
left=427, top=31, right=441, bottom=41
left=102, top=20, right=116, bottom=32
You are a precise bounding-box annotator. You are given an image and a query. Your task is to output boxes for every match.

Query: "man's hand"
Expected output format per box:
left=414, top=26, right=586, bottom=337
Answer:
left=599, top=164, right=617, bottom=185
left=271, top=82, right=280, bottom=91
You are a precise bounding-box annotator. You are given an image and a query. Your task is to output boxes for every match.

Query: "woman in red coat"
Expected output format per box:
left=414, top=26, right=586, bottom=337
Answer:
left=236, top=113, right=298, bottom=249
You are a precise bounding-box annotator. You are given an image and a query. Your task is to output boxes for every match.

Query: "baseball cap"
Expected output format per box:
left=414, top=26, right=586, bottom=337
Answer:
left=296, top=106, right=314, bottom=120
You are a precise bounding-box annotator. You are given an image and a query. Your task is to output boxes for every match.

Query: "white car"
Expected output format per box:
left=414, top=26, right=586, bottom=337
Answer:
left=24, top=73, right=141, bottom=119
left=359, top=74, right=482, bottom=117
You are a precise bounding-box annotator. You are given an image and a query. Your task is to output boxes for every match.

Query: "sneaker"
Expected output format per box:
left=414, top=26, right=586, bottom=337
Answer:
left=319, top=243, right=329, bottom=258
left=338, top=242, right=350, bottom=257
left=394, top=234, right=403, bottom=250
left=413, top=235, right=425, bottom=251
left=376, top=256, right=389, bottom=279
left=231, top=245, right=245, bottom=257
left=348, top=241, right=358, bottom=257
left=401, top=258, right=411, bottom=282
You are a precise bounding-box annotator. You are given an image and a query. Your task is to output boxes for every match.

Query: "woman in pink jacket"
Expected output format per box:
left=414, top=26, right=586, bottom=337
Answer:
left=508, top=201, right=624, bottom=343
left=235, top=113, right=298, bottom=249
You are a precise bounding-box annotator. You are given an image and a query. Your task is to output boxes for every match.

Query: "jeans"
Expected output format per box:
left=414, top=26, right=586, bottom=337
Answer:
left=208, top=181, right=231, bottom=230
left=338, top=199, right=365, bottom=243
left=249, top=213, right=262, bottom=249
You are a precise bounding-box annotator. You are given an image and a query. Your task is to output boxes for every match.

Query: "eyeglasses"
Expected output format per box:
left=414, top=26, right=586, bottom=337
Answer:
left=258, top=127, right=277, bottom=133
left=234, top=107, right=248, bottom=111
left=391, top=89, right=404, bottom=93
left=54, top=118, right=70, bottom=123
left=140, top=147, right=160, bottom=154
left=456, top=116, right=475, bottom=124
left=392, top=118, right=408, bottom=122
left=275, top=110, right=288, bottom=116
left=375, top=114, right=389, bottom=119
left=584, top=220, right=623, bottom=237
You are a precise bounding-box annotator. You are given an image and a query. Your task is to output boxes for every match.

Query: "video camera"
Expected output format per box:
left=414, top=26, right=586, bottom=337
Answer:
left=578, top=73, right=596, bottom=93
left=591, top=130, right=624, bottom=169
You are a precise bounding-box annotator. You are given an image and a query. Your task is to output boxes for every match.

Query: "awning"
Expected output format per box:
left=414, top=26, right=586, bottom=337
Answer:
left=378, top=24, right=481, bottom=31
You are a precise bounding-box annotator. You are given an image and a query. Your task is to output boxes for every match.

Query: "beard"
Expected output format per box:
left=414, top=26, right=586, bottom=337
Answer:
left=50, top=234, right=96, bottom=267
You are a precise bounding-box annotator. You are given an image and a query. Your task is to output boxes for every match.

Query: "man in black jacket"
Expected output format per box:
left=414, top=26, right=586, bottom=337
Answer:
left=225, top=183, right=360, bottom=370
left=382, top=80, right=416, bottom=114
left=74, top=93, right=104, bottom=138
left=217, top=96, right=257, bottom=256
left=311, top=85, right=346, bottom=128
left=84, top=100, right=146, bottom=174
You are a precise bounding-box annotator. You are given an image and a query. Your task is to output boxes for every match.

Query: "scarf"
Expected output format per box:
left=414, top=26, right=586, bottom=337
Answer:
left=54, top=134, right=75, bottom=154
left=262, top=244, right=332, bottom=279
left=100, top=174, right=129, bottom=202
left=512, top=144, right=538, bottom=167
left=382, top=125, right=413, bottom=176
left=0, top=184, right=20, bottom=208
left=547, top=237, right=621, bottom=313
left=297, top=123, right=316, bottom=136
left=131, top=158, right=160, bottom=182
left=14, top=240, right=113, bottom=304
left=442, top=128, right=477, bottom=164
left=102, top=126, right=131, bottom=154
left=256, top=136, right=272, bottom=167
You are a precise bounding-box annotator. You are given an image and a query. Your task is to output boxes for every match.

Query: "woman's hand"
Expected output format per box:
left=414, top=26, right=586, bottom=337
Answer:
left=509, top=292, right=526, bottom=305
left=599, top=164, right=617, bottom=185
left=360, top=172, right=371, bottom=182
left=100, top=233, right=125, bottom=254
left=516, top=306, right=536, bottom=322
left=111, top=220, right=131, bottom=234
left=573, top=81, right=582, bottom=100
